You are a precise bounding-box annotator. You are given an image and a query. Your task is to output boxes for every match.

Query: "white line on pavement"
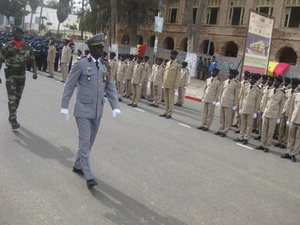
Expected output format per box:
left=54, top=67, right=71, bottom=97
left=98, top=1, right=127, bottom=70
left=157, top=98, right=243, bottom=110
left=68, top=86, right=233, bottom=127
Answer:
left=236, top=143, right=253, bottom=150
left=179, top=123, right=191, bottom=128
left=135, top=108, right=145, bottom=112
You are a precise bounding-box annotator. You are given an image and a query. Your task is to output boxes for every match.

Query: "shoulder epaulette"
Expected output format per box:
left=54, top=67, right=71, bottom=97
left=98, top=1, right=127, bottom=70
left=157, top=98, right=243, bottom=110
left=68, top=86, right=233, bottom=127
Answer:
left=256, top=85, right=262, bottom=89
left=186, top=68, right=189, bottom=71
left=234, top=79, right=240, bottom=83
left=78, top=56, right=86, bottom=60
left=281, top=89, right=285, bottom=94
left=217, top=78, right=221, bottom=81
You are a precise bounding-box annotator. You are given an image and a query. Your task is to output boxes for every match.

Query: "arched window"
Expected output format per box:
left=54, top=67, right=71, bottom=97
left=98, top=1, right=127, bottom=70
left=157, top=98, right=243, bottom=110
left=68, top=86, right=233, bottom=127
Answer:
left=137, top=35, right=143, bottom=45
left=121, top=35, right=130, bottom=45
left=162, top=37, right=174, bottom=50
left=224, top=41, right=238, bottom=57
left=180, top=38, right=188, bottom=52
left=277, top=47, right=297, bottom=65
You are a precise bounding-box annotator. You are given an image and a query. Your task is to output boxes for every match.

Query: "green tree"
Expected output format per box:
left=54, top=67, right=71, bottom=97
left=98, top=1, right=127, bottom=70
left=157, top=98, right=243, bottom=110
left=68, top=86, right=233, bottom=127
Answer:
left=0, top=0, right=24, bottom=26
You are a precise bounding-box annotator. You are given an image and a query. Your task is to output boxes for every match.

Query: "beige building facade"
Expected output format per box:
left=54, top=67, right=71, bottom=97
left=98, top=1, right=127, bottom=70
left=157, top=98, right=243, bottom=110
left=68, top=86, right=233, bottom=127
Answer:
left=118, top=0, right=300, bottom=65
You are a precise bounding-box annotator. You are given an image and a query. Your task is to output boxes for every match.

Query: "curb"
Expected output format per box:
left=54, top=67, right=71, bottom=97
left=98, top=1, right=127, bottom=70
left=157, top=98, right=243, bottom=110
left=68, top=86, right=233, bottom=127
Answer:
left=185, top=95, right=202, bottom=102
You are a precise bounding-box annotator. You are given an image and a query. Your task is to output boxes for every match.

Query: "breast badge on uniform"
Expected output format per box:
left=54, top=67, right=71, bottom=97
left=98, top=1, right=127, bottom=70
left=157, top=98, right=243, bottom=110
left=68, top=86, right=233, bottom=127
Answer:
left=102, top=71, right=110, bottom=82
left=87, top=75, right=91, bottom=81
left=86, top=67, right=92, bottom=73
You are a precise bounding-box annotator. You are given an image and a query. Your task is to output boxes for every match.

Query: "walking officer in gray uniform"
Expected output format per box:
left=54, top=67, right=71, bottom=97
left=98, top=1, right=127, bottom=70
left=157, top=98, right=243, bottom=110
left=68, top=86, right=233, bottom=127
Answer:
left=60, top=33, right=121, bottom=188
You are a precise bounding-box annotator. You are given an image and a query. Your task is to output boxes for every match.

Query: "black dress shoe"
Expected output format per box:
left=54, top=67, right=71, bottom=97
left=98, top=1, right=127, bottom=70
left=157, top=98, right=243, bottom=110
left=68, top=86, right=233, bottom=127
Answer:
left=127, top=103, right=133, bottom=106
left=231, top=124, right=238, bottom=128
left=153, top=104, right=159, bottom=107
left=125, top=95, right=130, bottom=98
left=255, top=145, right=264, bottom=150
left=234, top=138, right=243, bottom=142
left=165, top=115, right=172, bottom=119
left=10, top=119, right=20, bottom=129
left=254, top=136, right=261, bottom=140
left=291, top=155, right=296, bottom=162
left=202, top=127, right=209, bottom=131
left=274, top=143, right=281, bottom=147
left=132, top=104, right=137, bottom=107
left=273, top=135, right=278, bottom=140
left=263, top=148, right=269, bottom=153
left=197, top=126, right=204, bottom=130
left=252, top=129, right=256, bottom=133
left=280, top=153, right=291, bottom=159
left=279, top=144, right=287, bottom=149
left=234, top=130, right=240, bottom=134
left=149, top=103, right=155, bottom=106
left=220, top=133, right=226, bottom=137
left=87, top=179, right=98, bottom=188
left=178, top=103, right=183, bottom=107
left=159, top=114, right=167, bottom=117
left=47, top=75, right=53, bottom=78
left=141, top=96, right=145, bottom=99
left=118, top=98, right=122, bottom=102
left=161, top=100, right=165, bottom=102
left=214, top=131, right=221, bottom=135
left=242, top=140, right=248, bottom=145
left=73, top=167, right=84, bottom=175
left=174, top=103, right=179, bottom=106
left=254, top=130, right=259, bottom=134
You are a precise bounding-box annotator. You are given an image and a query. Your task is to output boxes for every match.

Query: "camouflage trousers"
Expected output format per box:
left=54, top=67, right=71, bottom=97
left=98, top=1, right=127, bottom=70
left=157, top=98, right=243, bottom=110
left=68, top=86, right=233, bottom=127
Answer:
left=5, top=74, right=26, bottom=121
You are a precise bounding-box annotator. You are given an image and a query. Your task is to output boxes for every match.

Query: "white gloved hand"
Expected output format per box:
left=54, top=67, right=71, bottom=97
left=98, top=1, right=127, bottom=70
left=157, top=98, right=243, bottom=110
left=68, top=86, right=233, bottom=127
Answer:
left=67, top=63, right=69, bottom=66
left=253, top=113, right=257, bottom=119
left=216, top=102, right=221, bottom=107
left=286, top=121, right=290, bottom=126
left=112, top=109, right=121, bottom=118
left=212, top=101, right=217, bottom=105
left=122, top=81, right=126, bottom=84
left=183, top=86, right=187, bottom=89
left=53, top=61, right=55, bottom=63
left=139, top=83, right=142, bottom=86
left=60, top=108, right=69, bottom=119
left=258, top=110, right=261, bottom=114
left=162, top=86, right=164, bottom=89
left=276, top=118, right=281, bottom=124
left=174, top=89, right=178, bottom=92
left=239, top=109, right=242, bottom=114
left=232, top=106, right=237, bottom=111
left=262, top=114, right=265, bottom=120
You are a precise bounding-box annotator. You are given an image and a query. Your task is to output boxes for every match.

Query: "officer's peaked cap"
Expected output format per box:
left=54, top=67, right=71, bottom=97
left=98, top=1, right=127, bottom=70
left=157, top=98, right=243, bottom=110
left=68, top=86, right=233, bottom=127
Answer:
left=85, top=33, right=106, bottom=46
left=229, top=69, right=239, bottom=75
left=170, top=50, right=178, bottom=55
left=291, top=78, right=300, bottom=85
left=13, top=27, right=24, bottom=34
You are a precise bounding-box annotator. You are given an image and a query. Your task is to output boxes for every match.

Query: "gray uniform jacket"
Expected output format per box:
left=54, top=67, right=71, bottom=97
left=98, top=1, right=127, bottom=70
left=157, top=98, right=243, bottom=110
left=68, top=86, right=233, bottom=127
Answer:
left=61, top=54, right=119, bottom=119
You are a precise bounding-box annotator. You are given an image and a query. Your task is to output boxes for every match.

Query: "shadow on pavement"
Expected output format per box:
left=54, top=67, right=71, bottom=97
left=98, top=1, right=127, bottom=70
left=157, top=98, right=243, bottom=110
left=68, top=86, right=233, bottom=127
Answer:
left=89, top=180, right=188, bottom=225
left=13, top=126, right=74, bottom=169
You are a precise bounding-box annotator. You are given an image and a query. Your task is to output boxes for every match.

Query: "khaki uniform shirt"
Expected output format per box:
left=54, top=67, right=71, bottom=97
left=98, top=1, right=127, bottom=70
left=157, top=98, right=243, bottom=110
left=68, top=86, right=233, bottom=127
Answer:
left=263, top=88, right=285, bottom=119
left=259, top=86, right=271, bottom=112
left=202, top=77, right=222, bottom=103
left=239, top=83, right=262, bottom=114
left=109, top=59, right=118, bottom=77
left=153, top=64, right=165, bottom=86
left=60, top=45, right=71, bottom=64
left=162, top=60, right=181, bottom=89
left=47, top=45, right=56, bottom=62
left=179, top=68, right=189, bottom=87
left=132, top=63, right=145, bottom=85
left=148, top=64, right=156, bottom=82
left=289, top=92, right=300, bottom=124
left=219, top=78, right=240, bottom=108
left=117, top=61, right=127, bottom=82
left=126, top=60, right=136, bottom=80
left=143, top=61, right=151, bottom=82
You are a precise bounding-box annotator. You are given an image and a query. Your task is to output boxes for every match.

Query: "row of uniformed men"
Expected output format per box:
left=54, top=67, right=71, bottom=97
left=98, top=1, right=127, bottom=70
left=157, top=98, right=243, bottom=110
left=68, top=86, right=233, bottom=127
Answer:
left=198, top=68, right=300, bottom=162
left=108, top=53, right=189, bottom=108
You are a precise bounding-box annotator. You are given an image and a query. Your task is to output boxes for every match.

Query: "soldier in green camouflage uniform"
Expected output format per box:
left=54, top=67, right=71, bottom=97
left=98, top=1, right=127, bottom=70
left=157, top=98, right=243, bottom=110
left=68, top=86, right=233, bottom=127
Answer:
left=0, top=27, right=38, bottom=129
left=197, top=56, right=203, bottom=79
left=201, top=58, right=209, bottom=80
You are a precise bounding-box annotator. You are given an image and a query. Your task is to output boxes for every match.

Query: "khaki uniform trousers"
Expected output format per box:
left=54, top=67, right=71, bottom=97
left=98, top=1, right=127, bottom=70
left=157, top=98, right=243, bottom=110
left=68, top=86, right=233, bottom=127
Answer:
left=164, top=88, right=175, bottom=116
left=125, top=79, right=132, bottom=96
left=261, top=117, right=277, bottom=148
left=287, top=123, right=300, bottom=156
left=141, top=80, right=148, bottom=97
left=61, top=63, right=69, bottom=81
left=132, top=84, right=142, bottom=105
left=177, top=87, right=186, bottom=105
left=202, top=102, right=215, bottom=128
left=117, top=81, right=125, bottom=99
left=278, top=115, right=289, bottom=145
left=153, top=85, right=162, bottom=105
left=239, top=113, right=254, bottom=141
left=47, top=60, right=54, bottom=77
left=256, top=112, right=263, bottom=134
left=149, top=82, right=154, bottom=100
left=218, top=107, right=233, bottom=134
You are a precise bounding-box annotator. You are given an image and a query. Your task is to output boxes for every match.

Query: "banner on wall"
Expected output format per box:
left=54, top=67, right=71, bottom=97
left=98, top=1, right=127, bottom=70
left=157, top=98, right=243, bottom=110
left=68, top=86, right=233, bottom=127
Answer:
left=242, top=10, right=275, bottom=75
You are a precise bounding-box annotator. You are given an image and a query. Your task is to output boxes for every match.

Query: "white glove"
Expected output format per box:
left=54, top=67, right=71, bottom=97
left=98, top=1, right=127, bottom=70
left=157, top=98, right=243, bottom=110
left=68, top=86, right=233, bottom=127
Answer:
left=174, top=89, right=178, bottom=92
left=112, top=109, right=121, bottom=118
left=253, top=113, right=257, bottom=119
left=216, top=102, right=221, bottom=107
left=53, top=61, right=55, bottom=63
left=262, top=114, right=265, bottom=120
left=60, top=108, right=69, bottom=119
left=202, top=98, right=204, bottom=103
left=162, top=86, right=164, bottom=89
left=183, top=86, right=187, bottom=89
left=139, top=83, right=142, bottom=86
left=286, top=121, right=290, bottom=126
left=232, top=106, right=237, bottom=111
left=258, top=110, right=261, bottom=114
left=239, top=109, right=242, bottom=114
left=67, top=63, right=69, bottom=66
left=122, top=81, right=125, bottom=84
left=276, top=118, right=281, bottom=124
left=212, top=101, right=217, bottom=105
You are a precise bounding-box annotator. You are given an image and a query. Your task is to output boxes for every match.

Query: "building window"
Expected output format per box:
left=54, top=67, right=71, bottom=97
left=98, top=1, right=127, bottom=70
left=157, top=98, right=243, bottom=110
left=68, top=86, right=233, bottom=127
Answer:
left=255, top=0, right=274, bottom=16
left=284, top=0, right=300, bottom=27
left=228, top=0, right=245, bottom=25
left=205, top=0, right=220, bottom=25
left=167, top=0, right=179, bottom=23
left=35, top=17, right=40, bottom=24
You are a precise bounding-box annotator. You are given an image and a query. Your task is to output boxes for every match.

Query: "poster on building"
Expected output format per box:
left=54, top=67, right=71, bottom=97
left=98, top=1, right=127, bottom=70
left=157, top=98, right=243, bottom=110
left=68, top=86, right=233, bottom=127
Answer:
left=242, top=10, right=275, bottom=75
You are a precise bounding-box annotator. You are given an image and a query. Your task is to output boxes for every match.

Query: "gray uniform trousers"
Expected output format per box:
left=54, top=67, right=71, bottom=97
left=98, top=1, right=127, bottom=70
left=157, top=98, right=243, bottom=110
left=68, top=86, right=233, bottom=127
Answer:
left=74, top=117, right=101, bottom=180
